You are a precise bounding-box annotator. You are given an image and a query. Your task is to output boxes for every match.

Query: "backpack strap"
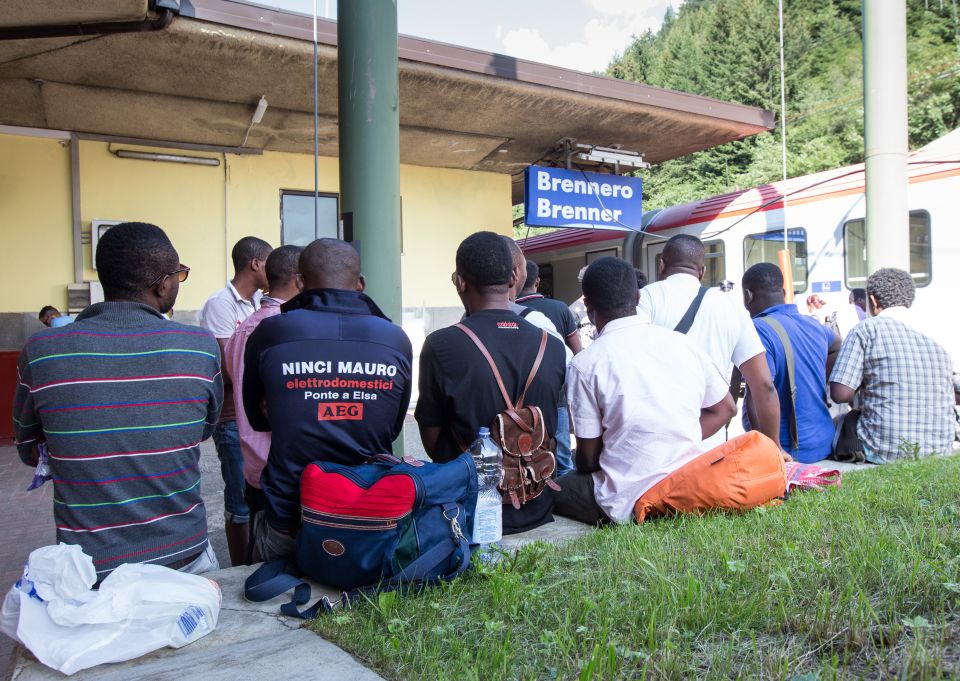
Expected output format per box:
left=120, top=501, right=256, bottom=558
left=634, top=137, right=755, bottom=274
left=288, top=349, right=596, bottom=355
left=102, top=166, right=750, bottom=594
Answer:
left=757, top=316, right=799, bottom=450
left=673, top=286, right=709, bottom=334
left=517, top=329, right=548, bottom=409
left=454, top=324, right=548, bottom=429
left=518, top=307, right=533, bottom=318
left=454, top=323, right=515, bottom=410
left=244, top=558, right=313, bottom=616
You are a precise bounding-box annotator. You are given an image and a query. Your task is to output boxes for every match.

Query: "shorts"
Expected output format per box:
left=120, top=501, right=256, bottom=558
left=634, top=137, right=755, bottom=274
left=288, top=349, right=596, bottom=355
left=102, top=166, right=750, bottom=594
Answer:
left=213, top=421, right=249, bottom=524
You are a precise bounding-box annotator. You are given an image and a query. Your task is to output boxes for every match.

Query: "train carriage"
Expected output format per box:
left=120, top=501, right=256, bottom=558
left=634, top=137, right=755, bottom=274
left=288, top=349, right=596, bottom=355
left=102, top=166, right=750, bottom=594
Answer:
left=520, top=128, right=960, bottom=361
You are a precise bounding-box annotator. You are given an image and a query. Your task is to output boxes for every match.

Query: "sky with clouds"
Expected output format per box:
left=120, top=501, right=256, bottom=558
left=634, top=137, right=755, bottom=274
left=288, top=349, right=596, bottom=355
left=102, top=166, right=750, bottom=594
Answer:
left=252, top=0, right=680, bottom=74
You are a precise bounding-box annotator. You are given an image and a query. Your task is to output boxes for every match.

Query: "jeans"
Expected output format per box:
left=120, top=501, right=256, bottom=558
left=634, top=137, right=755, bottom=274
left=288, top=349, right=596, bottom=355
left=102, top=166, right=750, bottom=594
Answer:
left=554, top=406, right=574, bottom=476
left=213, top=421, right=249, bottom=524
left=179, top=544, right=220, bottom=575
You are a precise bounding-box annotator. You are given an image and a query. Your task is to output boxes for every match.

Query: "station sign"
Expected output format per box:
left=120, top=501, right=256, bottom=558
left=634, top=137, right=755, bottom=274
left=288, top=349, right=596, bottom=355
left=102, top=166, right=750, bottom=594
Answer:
left=523, top=165, right=642, bottom=230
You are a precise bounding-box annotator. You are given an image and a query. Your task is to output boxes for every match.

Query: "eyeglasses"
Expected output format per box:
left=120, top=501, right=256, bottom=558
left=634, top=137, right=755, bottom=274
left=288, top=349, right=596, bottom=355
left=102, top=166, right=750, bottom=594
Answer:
left=147, top=264, right=190, bottom=289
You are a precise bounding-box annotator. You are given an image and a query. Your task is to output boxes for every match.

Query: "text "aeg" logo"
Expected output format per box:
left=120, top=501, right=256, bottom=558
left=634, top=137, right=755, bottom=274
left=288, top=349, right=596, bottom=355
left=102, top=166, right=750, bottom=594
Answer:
left=317, top=402, right=364, bottom=421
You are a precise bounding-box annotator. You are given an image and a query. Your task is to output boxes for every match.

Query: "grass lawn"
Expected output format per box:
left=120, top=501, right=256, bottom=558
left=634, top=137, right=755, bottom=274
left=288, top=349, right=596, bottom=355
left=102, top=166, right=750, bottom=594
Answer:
left=313, top=456, right=960, bottom=680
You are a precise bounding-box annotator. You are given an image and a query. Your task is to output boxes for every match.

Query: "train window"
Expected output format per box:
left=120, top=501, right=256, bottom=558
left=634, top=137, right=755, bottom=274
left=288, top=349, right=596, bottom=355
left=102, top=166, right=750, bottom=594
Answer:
left=585, top=247, right=618, bottom=264
left=703, top=240, right=726, bottom=287
left=653, top=240, right=725, bottom=286
left=843, top=211, right=931, bottom=288
left=537, top=263, right=555, bottom=298
left=742, top=228, right=808, bottom=294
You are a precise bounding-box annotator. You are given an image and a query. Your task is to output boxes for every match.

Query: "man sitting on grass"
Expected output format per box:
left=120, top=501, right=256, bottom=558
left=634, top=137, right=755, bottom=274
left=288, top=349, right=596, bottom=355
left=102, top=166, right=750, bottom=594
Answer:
left=558, top=257, right=786, bottom=525
left=741, top=263, right=841, bottom=463
left=830, top=267, right=956, bottom=462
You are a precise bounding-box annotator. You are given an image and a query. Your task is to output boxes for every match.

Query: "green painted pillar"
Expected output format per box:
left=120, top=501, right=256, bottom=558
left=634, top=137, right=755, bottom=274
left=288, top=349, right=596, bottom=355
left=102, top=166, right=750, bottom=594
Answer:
left=337, top=0, right=404, bottom=454
left=337, top=0, right=401, bottom=320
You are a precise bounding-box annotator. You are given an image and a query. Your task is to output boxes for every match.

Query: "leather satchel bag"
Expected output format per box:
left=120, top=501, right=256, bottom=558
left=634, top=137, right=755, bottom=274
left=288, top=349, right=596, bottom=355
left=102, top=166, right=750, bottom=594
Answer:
left=454, top=324, right=561, bottom=509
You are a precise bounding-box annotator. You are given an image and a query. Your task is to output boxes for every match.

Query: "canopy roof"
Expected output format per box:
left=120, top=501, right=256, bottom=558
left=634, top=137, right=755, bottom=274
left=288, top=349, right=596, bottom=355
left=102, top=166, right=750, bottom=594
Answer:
left=0, top=0, right=775, bottom=201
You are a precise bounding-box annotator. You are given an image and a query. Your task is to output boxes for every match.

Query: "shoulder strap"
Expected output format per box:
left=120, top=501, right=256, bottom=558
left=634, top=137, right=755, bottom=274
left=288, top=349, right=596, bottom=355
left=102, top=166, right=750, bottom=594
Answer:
left=454, top=323, right=514, bottom=410
left=757, top=316, right=799, bottom=449
left=517, top=330, right=548, bottom=409
left=518, top=307, right=533, bottom=318
left=673, top=286, right=710, bottom=334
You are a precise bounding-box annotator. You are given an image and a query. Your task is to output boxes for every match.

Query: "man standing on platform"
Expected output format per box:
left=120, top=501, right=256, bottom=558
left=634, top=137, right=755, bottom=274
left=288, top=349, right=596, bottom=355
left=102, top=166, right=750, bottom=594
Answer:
left=199, top=236, right=272, bottom=566
left=637, top=234, right=780, bottom=451
left=224, top=245, right=302, bottom=561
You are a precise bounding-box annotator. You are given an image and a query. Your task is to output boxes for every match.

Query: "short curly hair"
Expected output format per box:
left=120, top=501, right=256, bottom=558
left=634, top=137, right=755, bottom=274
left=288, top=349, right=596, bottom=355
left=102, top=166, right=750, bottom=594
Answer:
left=455, top=231, right=512, bottom=289
left=582, top=256, right=637, bottom=318
left=866, top=267, right=915, bottom=310
left=96, top=222, right=177, bottom=299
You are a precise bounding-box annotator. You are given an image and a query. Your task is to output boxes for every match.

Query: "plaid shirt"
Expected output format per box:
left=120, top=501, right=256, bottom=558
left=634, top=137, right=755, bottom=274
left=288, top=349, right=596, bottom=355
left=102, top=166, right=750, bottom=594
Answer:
left=830, top=307, right=955, bottom=461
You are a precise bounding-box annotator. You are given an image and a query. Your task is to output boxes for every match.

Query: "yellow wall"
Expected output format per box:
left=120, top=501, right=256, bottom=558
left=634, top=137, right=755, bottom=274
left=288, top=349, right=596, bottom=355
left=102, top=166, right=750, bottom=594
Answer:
left=79, top=141, right=227, bottom=311
left=225, top=151, right=340, bottom=249
left=0, top=134, right=73, bottom=312
left=0, top=132, right=512, bottom=313
left=400, top=165, right=512, bottom=308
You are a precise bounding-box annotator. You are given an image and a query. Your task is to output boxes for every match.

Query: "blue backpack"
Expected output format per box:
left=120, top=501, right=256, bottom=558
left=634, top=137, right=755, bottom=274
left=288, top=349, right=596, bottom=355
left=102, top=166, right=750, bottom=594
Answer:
left=244, top=452, right=477, bottom=618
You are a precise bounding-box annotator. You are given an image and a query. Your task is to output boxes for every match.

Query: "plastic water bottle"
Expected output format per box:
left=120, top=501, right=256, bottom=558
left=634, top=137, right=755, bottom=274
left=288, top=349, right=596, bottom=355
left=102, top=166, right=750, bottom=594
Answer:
left=470, top=427, right=502, bottom=564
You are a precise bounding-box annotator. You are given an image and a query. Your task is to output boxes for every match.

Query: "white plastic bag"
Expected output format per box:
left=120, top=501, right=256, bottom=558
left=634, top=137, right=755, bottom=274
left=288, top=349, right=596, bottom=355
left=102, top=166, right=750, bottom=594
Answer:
left=2, top=544, right=221, bottom=676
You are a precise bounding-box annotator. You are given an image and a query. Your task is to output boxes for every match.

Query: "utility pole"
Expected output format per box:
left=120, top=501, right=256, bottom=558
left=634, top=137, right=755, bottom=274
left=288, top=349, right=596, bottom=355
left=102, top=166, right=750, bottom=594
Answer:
left=338, top=0, right=402, bottom=322
left=863, top=0, right=910, bottom=273
left=338, top=0, right=404, bottom=454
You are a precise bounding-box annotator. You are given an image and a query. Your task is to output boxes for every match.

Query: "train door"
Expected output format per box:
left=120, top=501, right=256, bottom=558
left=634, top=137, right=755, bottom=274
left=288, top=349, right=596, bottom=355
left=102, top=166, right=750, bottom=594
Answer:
left=645, top=241, right=667, bottom=282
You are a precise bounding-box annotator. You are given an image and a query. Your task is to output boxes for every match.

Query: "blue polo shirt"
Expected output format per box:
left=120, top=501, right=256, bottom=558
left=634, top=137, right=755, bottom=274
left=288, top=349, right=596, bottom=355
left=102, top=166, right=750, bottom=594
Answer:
left=742, top=304, right=835, bottom=463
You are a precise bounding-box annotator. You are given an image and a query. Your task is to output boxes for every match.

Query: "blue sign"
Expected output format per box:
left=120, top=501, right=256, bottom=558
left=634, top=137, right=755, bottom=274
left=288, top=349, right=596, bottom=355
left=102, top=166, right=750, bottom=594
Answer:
left=524, top=166, right=642, bottom=230
left=812, top=280, right=843, bottom=293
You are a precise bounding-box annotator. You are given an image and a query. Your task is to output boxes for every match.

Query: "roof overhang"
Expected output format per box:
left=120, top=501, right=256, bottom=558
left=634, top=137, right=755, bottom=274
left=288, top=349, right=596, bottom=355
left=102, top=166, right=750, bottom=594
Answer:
left=0, top=0, right=775, bottom=202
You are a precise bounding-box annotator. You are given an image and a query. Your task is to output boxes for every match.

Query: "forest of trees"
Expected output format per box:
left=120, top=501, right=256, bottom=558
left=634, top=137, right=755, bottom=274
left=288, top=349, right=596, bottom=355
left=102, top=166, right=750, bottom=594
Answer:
left=609, top=0, right=959, bottom=209
left=515, top=0, right=958, bottom=236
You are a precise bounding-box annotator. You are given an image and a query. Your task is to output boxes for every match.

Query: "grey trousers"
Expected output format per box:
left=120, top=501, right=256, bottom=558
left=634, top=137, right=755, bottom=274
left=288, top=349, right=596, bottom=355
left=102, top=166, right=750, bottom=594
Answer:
left=553, top=471, right=611, bottom=526
left=251, top=511, right=296, bottom=562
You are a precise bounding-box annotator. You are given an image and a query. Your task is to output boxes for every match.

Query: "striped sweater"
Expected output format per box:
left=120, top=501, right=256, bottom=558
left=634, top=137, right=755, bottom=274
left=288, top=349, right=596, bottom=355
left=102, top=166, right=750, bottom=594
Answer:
left=13, top=302, right=223, bottom=576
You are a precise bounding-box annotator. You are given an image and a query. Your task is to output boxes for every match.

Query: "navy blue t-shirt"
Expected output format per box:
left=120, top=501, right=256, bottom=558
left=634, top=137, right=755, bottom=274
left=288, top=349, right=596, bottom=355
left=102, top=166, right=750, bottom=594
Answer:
left=243, top=289, right=412, bottom=532
left=743, top=304, right=836, bottom=463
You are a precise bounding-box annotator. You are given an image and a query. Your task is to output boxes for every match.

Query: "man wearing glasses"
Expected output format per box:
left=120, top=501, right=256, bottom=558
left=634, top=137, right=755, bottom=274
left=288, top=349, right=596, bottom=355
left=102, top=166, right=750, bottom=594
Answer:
left=199, top=236, right=272, bottom=566
left=13, top=222, right=223, bottom=580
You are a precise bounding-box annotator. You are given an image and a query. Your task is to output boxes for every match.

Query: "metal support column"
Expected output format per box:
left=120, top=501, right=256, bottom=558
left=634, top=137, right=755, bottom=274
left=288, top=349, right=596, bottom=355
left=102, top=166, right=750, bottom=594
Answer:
left=337, top=0, right=402, bottom=321
left=863, top=0, right=910, bottom=274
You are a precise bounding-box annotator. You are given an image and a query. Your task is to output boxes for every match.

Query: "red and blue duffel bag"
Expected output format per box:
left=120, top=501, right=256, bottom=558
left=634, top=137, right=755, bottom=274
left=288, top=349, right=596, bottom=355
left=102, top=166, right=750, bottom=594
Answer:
left=244, top=452, right=477, bottom=618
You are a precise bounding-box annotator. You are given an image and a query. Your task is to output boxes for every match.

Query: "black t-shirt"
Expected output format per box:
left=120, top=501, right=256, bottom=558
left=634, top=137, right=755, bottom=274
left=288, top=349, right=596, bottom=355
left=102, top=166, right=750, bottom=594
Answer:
left=415, top=308, right=566, bottom=533
left=515, top=294, right=577, bottom=339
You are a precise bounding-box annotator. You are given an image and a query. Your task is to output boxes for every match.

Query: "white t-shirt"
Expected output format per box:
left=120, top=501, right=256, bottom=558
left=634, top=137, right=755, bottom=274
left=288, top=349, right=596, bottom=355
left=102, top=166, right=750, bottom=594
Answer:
left=636, top=273, right=764, bottom=381
left=566, top=316, right=730, bottom=522
left=199, top=283, right=262, bottom=339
